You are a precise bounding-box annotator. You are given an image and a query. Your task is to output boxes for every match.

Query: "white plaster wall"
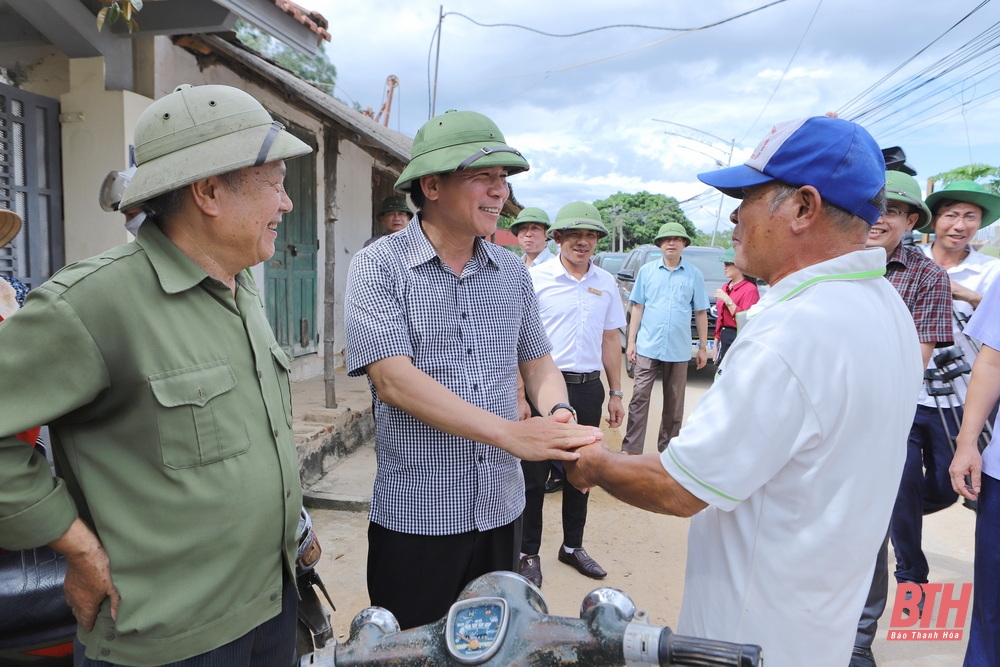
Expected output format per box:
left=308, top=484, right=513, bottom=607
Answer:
left=0, top=46, right=69, bottom=98
left=333, top=141, right=377, bottom=365
left=60, top=57, right=151, bottom=262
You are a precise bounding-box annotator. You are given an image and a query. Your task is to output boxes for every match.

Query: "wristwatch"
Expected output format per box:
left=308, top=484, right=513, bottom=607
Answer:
left=609, top=390, right=625, bottom=398
left=548, top=403, right=578, bottom=421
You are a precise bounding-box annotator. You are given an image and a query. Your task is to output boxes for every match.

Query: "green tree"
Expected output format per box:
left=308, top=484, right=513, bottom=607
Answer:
left=930, top=164, right=1000, bottom=195
left=593, top=191, right=698, bottom=251
left=235, top=20, right=337, bottom=93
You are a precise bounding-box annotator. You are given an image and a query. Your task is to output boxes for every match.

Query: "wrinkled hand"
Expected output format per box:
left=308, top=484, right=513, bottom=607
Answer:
left=501, top=410, right=602, bottom=462
left=606, top=396, right=624, bottom=428
left=64, top=543, right=120, bottom=631
left=50, top=520, right=120, bottom=632
left=950, top=442, right=982, bottom=501
left=564, top=440, right=608, bottom=493
left=695, top=347, right=708, bottom=370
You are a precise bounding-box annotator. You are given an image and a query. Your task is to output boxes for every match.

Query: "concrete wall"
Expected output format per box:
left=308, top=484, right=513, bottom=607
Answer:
left=332, top=141, right=376, bottom=366
left=0, top=46, right=68, bottom=98
left=60, top=57, right=150, bottom=262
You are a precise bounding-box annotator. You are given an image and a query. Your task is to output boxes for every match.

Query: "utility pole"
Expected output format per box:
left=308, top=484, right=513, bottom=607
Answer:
left=430, top=5, right=443, bottom=118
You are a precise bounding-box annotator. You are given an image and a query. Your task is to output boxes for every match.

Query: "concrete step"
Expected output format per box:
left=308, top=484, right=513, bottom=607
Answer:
left=303, top=441, right=376, bottom=513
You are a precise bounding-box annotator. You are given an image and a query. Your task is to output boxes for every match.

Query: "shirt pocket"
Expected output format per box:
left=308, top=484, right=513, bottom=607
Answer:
left=149, top=361, right=250, bottom=469
left=270, top=343, right=293, bottom=428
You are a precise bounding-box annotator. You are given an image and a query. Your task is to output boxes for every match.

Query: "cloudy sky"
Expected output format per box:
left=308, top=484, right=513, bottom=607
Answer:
left=307, top=0, right=1000, bottom=236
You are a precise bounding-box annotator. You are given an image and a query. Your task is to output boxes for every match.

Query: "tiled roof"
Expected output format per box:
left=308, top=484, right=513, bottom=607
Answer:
left=271, top=0, right=331, bottom=42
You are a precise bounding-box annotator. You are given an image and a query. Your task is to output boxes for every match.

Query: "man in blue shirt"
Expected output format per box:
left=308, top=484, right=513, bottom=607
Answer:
left=621, top=222, right=709, bottom=454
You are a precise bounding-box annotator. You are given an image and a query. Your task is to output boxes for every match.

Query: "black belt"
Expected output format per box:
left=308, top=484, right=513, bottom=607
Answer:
left=562, top=370, right=601, bottom=384
left=721, top=326, right=737, bottom=331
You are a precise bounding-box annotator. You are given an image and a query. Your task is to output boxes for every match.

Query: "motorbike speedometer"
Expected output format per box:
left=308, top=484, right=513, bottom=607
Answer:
left=445, top=597, right=509, bottom=664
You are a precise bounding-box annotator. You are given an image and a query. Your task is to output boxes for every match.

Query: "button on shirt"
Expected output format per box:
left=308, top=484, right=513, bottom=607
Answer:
left=0, top=223, right=301, bottom=666
left=345, top=220, right=550, bottom=535
left=630, top=257, right=709, bottom=362
left=530, top=258, right=626, bottom=372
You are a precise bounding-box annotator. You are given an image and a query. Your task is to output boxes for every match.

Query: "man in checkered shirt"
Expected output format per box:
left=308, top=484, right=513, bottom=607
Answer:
left=344, top=110, right=603, bottom=630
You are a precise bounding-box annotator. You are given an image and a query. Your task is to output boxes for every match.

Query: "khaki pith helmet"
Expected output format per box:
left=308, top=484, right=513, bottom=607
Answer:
left=378, top=195, right=413, bottom=218
left=884, top=171, right=931, bottom=230
left=509, top=207, right=550, bottom=235
left=547, top=201, right=609, bottom=239
left=0, top=209, right=22, bottom=247
left=119, top=84, right=312, bottom=209
left=394, top=110, right=529, bottom=193
left=653, top=221, right=692, bottom=246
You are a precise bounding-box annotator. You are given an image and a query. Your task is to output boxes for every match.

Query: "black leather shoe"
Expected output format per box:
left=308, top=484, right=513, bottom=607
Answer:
left=544, top=477, right=563, bottom=493
left=518, top=554, right=542, bottom=587
left=557, top=546, right=607, bottom=579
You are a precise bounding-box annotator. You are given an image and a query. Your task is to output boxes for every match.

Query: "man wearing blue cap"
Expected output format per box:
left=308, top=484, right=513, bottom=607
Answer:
left=566, top=116, right=922, bottom=667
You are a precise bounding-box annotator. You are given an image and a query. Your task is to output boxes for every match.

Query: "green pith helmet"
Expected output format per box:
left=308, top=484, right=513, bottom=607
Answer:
left=719, top=246, right=736, bottom=263
left=120, top=84, right=312, bottom=209
left=547, top=201, right=609, bottom=239
left=394, top=110, right=530, bottom=193
left=509, top=207, right=551, bottom=235
left=884, top=171, right=931, bottom=230
left=923, top=179, right=1000, bottom=232
left=378, top=195, right=413, bottom=218
left=653, top=221, right=692, bottom=246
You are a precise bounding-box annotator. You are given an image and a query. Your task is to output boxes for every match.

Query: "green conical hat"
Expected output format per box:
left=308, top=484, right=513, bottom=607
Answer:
left=885, top=171, right=931, bottom=230
left=509, top=207, right=550, bottom=234
left=653, top=222, right=691, bottom=246
left=923, top=179, right=1000, bottom=232
left=547, top=201, right=608, bottom=239
left=394, top=110, right=529, bottom=193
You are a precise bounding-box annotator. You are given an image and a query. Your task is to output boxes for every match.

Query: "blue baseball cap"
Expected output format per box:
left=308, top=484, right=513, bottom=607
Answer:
left=697, top=116, right=885, bottom=226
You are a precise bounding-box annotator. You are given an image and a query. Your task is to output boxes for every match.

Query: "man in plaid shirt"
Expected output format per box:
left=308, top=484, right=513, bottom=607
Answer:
left=345, top=110, right=602, bottom=630
left=852, top=170, right=953, bottom=666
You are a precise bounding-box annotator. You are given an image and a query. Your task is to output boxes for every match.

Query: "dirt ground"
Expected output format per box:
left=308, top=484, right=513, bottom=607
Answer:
left=311, top=361, right=975, bottom=665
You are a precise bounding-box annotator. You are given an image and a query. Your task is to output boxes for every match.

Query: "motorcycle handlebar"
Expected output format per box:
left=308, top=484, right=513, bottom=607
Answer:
left=660, top=628, right=762, bottom=667
left=302, top=573, right=763, bottom=667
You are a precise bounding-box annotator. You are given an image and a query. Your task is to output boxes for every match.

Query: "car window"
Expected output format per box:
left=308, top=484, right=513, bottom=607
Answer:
left=602, top=256, right=626, bottom=275
left=683, top=252, right=726, bottom=282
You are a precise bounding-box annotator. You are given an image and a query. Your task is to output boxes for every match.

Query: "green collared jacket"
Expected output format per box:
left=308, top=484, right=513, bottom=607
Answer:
left=0, top=223, right=302, bottom=665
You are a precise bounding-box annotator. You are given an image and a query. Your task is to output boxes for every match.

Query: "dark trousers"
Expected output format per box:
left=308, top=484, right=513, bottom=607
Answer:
left=965, top=473, right=1000, bottom=667
left=520, top=377, right=603, bottom=555
left=75, top=570, right=297, bottom=667
left=852, top=530, right=890, bottom=663
left=622, top=356, right=688, bottom=455
left=891, top=405, right=960, bottom=584
left=716, top=326, right=737, bottom=365
left=367, top=519, right=519, bottom=631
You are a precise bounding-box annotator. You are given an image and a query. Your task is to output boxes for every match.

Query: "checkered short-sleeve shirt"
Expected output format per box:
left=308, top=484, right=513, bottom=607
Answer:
left=885, top=243, right=953, bottom=345
left=345, top=220, right=551, bottom=535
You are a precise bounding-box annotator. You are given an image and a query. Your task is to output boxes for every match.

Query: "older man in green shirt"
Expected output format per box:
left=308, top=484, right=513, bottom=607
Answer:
left=0, top=84, right=310, bottom=666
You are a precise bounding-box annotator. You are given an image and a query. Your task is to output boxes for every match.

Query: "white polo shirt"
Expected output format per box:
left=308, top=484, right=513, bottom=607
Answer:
left=662, top=248, right=921, bottom=667
left=529, top=257, right=626, bottom=373
left=918, top=244, right=1000, bottom=406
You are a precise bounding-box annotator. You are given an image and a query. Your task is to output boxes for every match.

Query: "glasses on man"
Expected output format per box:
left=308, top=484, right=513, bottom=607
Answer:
left=882, top=207, right=911, bottom=219
left=939, top=212, right=981, bottom=223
